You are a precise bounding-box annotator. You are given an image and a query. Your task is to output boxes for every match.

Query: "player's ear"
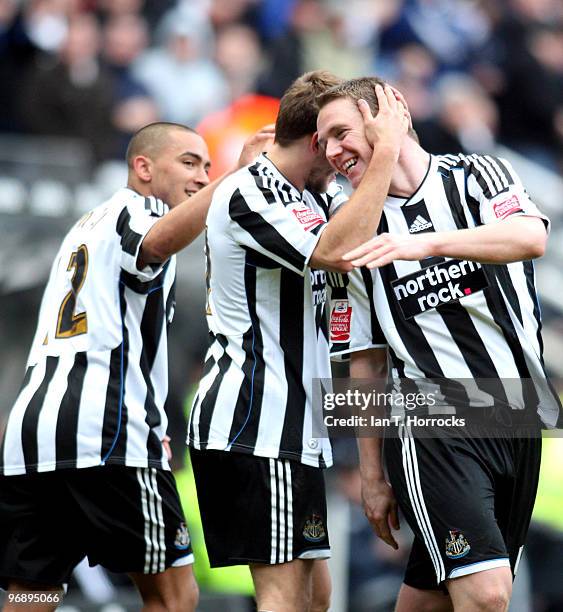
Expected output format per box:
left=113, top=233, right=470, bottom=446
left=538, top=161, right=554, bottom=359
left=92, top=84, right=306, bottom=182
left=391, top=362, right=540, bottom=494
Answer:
left=310, top=132, right=320, bottom=153
left=133, top=155, right=153, bottom=183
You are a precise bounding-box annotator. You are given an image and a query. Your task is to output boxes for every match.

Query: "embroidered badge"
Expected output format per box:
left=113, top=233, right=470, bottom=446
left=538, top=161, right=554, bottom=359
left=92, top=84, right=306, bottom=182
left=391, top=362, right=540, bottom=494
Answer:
left=303, top=514, right=326, bottom=543
left=493, top=195, right=522, bottom=219
left=445, top=530, right=471, bottom=559
left=174, top=522, right=191, bottom=550
left=291, top=204, right=325, bottom=231
left=330, top=300, right=352, bottom=343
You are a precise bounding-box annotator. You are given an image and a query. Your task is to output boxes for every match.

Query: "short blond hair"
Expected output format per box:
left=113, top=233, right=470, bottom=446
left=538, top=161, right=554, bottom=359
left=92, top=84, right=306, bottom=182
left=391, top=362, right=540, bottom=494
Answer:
left=318, top=77, right=419, bottom=142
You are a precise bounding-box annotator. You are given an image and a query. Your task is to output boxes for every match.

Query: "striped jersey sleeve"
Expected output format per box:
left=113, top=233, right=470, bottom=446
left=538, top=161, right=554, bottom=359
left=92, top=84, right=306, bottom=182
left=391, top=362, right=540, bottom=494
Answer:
left=228, top=171, right=327, bottom=277
left=116, top=195, right=169, bottom=282
left=328, top=267, right=387, bottom=360
left=322, top=181, right=387, bottom=359
left=440, top=154, right=550, bottom=230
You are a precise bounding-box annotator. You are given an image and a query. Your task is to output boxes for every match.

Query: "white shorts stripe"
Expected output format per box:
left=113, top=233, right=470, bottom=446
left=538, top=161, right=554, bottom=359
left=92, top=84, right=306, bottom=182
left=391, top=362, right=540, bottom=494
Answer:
left=136, top=468, right=152, bottom=573
left=269, top=459, right=277, bottom=564
left=513, top=545, right=524, bottom=576
left=406, top=428, right=445, bottom=583
left=284, top=460, right=293, bottom=561
left=141, top=468, right=160, bottom=573
left=399, top=426, right=440, bottom=579
left=400, top=424, right=445, bottom=583
left=150, top=468, right=166, bottom=573
left=278, top=460, right=286, bottom=563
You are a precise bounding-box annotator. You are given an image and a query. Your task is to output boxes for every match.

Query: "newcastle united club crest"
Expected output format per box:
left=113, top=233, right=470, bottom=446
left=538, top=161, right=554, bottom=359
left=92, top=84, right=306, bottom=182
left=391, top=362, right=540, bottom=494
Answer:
left=174, top=522, right=191, bottom=550
left=303, top=514, right=326, bottom=543
left=445, top=530, right=470, bottom=559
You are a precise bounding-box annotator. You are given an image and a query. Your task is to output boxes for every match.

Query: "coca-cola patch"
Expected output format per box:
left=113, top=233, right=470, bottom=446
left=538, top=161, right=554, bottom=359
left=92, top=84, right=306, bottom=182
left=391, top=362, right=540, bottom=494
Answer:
left=493, top=195, right=523, bottom=219
left=291, top=205, right=325, bottom=232
left=330, top=300, right=352, bottom=343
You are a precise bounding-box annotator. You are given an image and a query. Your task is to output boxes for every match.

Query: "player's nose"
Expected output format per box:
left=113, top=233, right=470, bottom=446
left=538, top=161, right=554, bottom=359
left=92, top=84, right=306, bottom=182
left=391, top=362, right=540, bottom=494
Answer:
left=325, top=139, right=342, bottom=166
left=195, top=167, right=210, bottom=188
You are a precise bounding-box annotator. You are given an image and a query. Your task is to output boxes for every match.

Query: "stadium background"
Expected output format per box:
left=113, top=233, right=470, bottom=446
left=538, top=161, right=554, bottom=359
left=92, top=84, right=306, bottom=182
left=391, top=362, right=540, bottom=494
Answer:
left=0, top=0, right=561, bottom=610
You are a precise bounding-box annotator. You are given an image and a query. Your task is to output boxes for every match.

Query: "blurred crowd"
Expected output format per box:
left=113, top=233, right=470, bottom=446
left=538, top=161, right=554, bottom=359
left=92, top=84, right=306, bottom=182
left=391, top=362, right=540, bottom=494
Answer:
left=0, top=0, right=562, bottom=170
left=1, top=1, right=562, bottom=610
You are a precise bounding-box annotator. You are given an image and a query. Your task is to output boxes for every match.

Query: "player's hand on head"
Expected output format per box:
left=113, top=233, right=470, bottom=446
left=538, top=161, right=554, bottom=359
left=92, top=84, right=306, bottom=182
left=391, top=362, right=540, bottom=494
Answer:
left=389, top=86, right=413, bottom=130
left=361, top=477, right=400, bottom=549
left=343, top=233, right=432, bottom=269
left=358, top=84, right=410, bottom=154
left=237, top=123, right=276, bottom=168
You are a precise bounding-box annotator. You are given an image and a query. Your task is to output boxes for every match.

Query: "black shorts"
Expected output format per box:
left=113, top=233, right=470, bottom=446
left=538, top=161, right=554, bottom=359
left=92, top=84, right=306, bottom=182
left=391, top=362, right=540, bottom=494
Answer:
left=0, top=466, right=193, bottom=589
left=384, top=423, right=541, bottom=589
left=190, top=448, right=330, bottom=567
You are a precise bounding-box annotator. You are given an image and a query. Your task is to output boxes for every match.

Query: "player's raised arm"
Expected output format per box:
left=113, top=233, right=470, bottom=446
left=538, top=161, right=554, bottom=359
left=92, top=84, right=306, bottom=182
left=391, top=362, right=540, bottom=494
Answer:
left=311, top=85, right=409, bottom=272
left=139, top=124, right=275, bottom=267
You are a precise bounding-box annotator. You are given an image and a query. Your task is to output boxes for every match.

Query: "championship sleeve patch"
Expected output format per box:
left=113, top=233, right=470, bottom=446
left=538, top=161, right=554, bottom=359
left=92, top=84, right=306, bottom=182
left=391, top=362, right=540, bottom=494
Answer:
left=493, top=195, right=523, bottom=219
left=330, top=300, right=352, bottom=343
left=291, top=204, right=325, bottom=232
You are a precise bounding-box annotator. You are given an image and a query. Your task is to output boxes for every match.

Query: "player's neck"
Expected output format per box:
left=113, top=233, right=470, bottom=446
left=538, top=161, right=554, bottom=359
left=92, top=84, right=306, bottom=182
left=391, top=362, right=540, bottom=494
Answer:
left=126, top=177, right=151, bottom=198
left=389, top=141, right=431, bottom=198
left=266, top=142, right=311, bottom=192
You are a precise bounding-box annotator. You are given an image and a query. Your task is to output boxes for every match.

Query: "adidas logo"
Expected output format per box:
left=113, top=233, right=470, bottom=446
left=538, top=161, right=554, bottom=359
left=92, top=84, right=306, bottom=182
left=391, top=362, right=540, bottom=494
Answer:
left=409, top=215, right=433, bottom=233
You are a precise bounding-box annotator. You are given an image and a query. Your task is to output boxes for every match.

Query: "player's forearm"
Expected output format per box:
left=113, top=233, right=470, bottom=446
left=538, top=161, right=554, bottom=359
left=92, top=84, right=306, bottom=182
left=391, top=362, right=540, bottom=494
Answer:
left=358, top=436, right=385, bottom=481
left=351, top=348, right=388, bottom=481
left=140, top=126, right=275, bottom=267
left=311, top=146, right=398, bottom=272
left=429, top=216, right=547, bottom=264
left=140, top=175, right=225, bottom=265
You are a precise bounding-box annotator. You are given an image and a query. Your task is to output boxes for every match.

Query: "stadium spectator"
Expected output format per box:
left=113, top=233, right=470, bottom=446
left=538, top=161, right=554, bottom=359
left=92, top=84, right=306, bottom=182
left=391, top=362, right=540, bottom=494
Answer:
left=102, top=13, right=161, bottom=158
left=0, top=121, right=273, bottom=609
left=491, top=1, right=563, bottom=170
left=102, top=12, right=150, bottom=92
left=214, top=23, right=263, bottom=100
left=376, top=0, right=491, bottom=72
left=18, top=12, right=117, bottom=162
left=257, top=0, right=330, bottom=98
left=414, top=72, right=499, bottom=155
left=0, top=0, right=40, bottom=131
left=317, top=76, right=562, bottom=612
left=95, top=0, right=143, bottom=21
left=133, top=6, right=229, bottom=127
left=208, top=0, right=258, bottom=31
left=257, top=0, right=373, bottom=99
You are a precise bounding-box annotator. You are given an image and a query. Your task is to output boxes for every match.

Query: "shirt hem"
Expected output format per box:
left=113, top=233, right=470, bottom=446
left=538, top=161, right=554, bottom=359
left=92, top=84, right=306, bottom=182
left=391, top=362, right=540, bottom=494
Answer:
left=2, top=456, right=170, bottom=476
left=186, top=439, right=333, bottom=469
left=330, top=341, right=387, bottom=359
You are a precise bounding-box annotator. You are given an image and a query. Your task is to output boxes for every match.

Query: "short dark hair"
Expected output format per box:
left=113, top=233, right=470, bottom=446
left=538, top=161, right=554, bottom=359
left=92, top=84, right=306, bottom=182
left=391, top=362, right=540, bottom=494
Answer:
left=317, top=77, right=386, bottom=115
left=318, top=77, right=419, bottom=141
left=125, top=122, right=197, bottom=167
left=275, top=70, right=343, bottom=147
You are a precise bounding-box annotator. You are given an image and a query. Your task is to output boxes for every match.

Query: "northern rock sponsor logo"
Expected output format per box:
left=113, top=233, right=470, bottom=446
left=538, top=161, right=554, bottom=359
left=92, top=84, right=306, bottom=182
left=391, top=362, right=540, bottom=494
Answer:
left=391, top=259, right=488, bottom=319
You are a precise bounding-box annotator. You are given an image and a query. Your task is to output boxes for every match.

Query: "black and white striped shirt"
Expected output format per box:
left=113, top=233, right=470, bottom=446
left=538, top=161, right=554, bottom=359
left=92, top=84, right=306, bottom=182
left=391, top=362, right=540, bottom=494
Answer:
left=331, top=154, right=562, bottom=427
left=188, top=155, right=346, bottom=467
left=1, top=188, right=176, bottom=475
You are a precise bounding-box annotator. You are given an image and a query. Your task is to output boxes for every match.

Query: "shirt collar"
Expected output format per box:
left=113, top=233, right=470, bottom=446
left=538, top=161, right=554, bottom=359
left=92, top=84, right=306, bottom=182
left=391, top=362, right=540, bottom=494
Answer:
left=256, top=153, right=303, bottom=200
